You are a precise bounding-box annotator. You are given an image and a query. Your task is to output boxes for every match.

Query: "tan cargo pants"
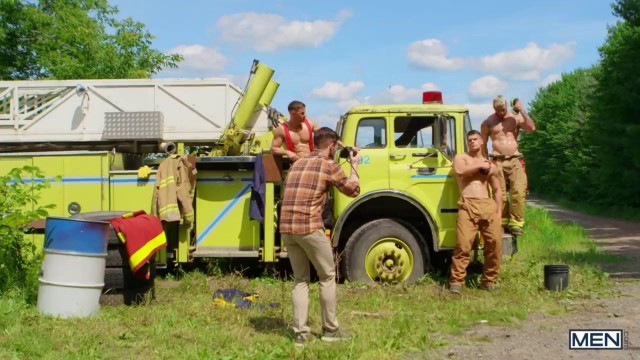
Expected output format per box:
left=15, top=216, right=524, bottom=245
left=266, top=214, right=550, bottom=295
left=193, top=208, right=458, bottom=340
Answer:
left=494, top=156, right=527, bottom=230
left=282, top=229, right=339, bottom=336
left=449, top=198, right=502, bottom=287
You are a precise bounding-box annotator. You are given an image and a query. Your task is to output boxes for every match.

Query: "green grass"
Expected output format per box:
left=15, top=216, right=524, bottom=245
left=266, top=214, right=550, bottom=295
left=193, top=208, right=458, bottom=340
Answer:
left=0, top=207, right=624, bottom=360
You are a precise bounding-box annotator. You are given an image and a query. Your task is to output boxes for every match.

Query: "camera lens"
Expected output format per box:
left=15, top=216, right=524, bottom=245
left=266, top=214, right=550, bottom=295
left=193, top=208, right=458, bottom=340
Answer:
left=338, top=146, right=357, bottom=158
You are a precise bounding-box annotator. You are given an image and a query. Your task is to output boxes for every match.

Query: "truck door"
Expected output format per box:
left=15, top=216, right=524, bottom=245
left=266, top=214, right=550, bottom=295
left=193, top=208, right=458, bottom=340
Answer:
left=334, top=116, right=389, bottom=211
left=352, top=117, right=390, bottom=191
left=388, top=114, right=459, bottom=249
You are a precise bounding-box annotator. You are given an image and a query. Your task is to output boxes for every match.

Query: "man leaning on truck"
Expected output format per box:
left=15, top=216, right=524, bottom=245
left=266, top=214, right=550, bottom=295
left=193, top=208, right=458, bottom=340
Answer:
left=279, top=127, right=360, bottom=347
left=449, top=130, right=503, bottom=294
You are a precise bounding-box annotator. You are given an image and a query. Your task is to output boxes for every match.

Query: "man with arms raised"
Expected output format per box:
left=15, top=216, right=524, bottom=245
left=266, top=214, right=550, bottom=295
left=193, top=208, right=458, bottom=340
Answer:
left=481, top=95, right=536, bottom=236
left=449, top=130, right=502, bottom=293
left=271, top=100, right=321, bottom=162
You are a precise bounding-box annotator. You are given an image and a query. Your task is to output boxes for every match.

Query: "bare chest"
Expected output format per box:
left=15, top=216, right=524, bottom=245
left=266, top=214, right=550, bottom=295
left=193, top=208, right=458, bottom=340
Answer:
left=490, top=118, right=519, bottom=139
left=286, top=124, right=311, bottom=144
left=459, top=176, right=489, bottom=197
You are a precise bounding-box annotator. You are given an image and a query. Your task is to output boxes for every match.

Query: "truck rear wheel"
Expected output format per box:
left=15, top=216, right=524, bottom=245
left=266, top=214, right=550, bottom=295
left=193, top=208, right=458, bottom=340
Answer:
left=341, top=219, right=426, bottom=284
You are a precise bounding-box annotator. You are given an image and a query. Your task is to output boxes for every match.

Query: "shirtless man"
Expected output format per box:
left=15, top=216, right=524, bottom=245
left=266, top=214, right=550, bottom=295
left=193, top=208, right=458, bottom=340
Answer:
left=481, top=95, right=536, bottom=236
left=449, top=130, right=502, bottom=293
left=271, top=101, right=321, bottom=162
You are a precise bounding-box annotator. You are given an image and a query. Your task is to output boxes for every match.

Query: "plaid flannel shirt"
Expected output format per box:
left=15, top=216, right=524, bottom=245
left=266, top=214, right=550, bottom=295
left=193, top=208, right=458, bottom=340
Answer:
left=280, top=152, right=360, bottom=234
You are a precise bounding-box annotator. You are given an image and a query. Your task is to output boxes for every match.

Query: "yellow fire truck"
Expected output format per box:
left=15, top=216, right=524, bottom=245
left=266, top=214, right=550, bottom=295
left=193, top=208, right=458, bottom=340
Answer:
left=0, top=60, right=512, bottom=295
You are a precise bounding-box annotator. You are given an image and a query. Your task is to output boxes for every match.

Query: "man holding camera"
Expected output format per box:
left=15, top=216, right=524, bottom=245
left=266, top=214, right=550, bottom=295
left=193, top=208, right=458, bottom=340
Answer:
left=280, top=127, right=360, bottom=347
left=449, top=130, right=502, bottom=293
left=480, top=95, right=536, bottom=236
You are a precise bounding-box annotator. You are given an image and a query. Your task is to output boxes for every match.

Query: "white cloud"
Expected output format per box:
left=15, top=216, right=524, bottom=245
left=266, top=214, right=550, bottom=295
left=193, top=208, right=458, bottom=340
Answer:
left=420, top=83, right=441, bottom=91
left=337, top=98, right=367, bottom=112
left=539, top=73, right=562, bottom=87
left=216, top=10, right=351, bottom=52
left=321, top=82, right=440, bottom=115
left=475, top=42, right=575, bottom=80
left=314, top=112, right=342, bottom=128
left=465, top=103, right=495, bottom=129
left=372, top=83, right=441, bottom=104
left=407, top=39, right=466, bottom=70
left=406, top=40, right=574, bottom=81
left=467, top=75, right=509, bottom=100
left=169, top=44, right=229, bottom=72
left=309, top=81, right=365, bottom=101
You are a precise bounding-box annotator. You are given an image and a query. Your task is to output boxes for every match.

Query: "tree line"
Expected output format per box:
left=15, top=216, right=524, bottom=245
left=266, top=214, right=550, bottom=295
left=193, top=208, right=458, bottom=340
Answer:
left=0, top=0, right=182, bottom=299
left=0, top=0, right=181, bottom=80
left=520, top=0, right=640, bottom=211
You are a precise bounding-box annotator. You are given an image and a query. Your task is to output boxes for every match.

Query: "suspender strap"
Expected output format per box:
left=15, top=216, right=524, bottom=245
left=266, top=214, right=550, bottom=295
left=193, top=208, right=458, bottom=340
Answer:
left=304, top=118, right=314, bottom=152
left=281, top=123, right=295, bottom=152
left=282, top=119, right=314, bottom=152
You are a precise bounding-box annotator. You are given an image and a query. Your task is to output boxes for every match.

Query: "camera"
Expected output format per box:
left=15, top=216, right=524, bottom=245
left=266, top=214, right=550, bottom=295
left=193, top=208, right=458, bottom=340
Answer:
left=339, top=146, right=358, bottom=159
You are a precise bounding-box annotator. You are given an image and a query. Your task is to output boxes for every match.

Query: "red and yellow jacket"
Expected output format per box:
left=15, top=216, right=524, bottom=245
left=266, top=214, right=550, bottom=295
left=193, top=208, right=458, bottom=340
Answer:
left=109, top=211, right=167, bottom=279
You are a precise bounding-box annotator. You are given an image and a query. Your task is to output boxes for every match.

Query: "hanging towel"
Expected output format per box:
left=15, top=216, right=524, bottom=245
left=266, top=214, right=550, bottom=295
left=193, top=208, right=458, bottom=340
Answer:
left=250, top=154, right=266, bottom=223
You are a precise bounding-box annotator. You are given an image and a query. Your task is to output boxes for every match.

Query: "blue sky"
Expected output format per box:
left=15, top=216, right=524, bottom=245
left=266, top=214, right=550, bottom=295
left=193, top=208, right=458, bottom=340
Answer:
left=111, top=0, right=617, bottom=129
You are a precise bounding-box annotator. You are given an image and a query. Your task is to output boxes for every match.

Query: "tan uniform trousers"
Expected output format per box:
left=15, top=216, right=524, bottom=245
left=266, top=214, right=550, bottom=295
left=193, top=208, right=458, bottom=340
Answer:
left=282, top=229, right=339, bottom=336
left=449, top=198, right=502, bottom=287
left=494, top=157, right=527, bottom=229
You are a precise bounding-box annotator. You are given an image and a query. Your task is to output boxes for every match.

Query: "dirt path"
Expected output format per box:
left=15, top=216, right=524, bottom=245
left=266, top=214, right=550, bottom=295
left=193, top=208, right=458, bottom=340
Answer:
left=426, top=198, right=640, bottom=360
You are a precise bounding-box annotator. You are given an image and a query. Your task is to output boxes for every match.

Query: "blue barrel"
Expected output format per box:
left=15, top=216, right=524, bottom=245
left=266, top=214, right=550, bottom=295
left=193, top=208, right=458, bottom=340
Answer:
left=37, top=217, right=110, bottom=318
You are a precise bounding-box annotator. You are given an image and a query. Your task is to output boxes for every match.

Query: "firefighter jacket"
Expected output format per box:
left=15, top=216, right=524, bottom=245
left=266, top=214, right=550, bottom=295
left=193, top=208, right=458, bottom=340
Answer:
left=152, top=155, right=196, bottom=225
left=109, top=211, right=167, bottom=279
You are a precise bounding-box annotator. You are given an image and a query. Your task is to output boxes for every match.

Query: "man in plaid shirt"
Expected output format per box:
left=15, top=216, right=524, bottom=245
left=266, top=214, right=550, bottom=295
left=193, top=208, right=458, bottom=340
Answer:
left=280, top=127, right=360, bottom=347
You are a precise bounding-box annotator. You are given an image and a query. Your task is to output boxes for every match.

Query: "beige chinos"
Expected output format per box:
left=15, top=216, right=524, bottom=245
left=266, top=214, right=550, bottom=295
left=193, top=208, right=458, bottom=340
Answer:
left=282, top=229, right=339, bottom=336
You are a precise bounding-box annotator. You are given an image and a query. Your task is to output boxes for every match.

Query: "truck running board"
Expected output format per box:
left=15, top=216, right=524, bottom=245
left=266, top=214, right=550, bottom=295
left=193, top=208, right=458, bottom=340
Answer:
left=192, top=249, right=260, bottom=258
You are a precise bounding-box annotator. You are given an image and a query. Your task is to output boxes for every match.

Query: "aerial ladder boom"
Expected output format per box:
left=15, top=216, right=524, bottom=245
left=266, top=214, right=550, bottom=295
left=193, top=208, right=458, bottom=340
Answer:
left=0, top=60, right=280, bottom=154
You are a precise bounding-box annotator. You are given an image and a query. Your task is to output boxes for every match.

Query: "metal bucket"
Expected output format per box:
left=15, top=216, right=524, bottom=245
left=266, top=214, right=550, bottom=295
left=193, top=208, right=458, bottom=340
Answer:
left=37, top=217, right=109, bottom=318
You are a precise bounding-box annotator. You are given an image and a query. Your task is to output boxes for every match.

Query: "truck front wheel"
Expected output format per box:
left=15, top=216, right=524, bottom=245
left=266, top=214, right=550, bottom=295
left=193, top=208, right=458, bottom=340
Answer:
left=341, top=219, right=426, bottom=284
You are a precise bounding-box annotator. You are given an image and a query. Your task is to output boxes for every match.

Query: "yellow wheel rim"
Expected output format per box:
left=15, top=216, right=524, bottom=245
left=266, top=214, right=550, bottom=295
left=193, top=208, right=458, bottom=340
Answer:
left=364, top=237, right=414, bottom=283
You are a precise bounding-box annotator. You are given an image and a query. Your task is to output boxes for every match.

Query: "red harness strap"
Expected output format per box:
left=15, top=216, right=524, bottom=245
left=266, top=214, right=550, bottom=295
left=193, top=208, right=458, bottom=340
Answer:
left=281, top=119, right=314, bottom=152
left=281, top=123, right=295, bottom=152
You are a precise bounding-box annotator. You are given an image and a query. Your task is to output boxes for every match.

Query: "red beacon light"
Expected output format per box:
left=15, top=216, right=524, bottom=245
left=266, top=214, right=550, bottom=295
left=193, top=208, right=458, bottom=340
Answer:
left=422, top=91, right=443, bottom=104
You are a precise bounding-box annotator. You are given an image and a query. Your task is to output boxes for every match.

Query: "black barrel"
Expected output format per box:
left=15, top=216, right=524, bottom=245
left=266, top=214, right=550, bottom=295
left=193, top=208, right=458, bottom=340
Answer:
left=544, top=264, right=570, bottom=291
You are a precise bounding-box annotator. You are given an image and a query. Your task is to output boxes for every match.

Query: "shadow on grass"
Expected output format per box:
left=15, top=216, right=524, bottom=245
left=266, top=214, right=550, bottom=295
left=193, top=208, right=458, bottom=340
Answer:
left=158, top=258, right=296, bottom=281
left=248, top=316, right=288, bottom=336
left=552, top=248, right=634, bottom=279
left=554, top=248, right=623, bottom=264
